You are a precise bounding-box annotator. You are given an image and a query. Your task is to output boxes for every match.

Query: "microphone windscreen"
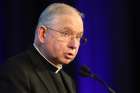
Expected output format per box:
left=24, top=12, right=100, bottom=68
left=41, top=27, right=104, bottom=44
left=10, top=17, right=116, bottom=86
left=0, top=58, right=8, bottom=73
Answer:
left=80, top=65, right=91, bottom=77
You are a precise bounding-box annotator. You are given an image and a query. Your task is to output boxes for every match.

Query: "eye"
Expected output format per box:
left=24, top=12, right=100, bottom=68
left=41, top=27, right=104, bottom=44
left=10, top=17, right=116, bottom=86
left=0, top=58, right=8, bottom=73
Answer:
left=76, top=33, right=83, bottom=39
left=60, top=31, right=71, bottom=37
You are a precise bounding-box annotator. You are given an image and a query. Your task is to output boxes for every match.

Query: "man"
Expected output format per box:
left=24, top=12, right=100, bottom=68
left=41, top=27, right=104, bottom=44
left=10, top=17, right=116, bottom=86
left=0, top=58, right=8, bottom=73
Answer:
left=0, top=3, right=84, bottom=93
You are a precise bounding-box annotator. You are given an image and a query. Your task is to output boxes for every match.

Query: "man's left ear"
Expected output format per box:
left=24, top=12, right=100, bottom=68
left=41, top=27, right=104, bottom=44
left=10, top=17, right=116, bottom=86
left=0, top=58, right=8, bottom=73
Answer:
left=37, top=25, right=47, bottom=43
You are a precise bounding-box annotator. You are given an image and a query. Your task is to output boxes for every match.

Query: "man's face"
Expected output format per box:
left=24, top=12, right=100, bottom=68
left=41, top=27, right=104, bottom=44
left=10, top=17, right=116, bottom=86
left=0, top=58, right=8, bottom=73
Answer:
left=40, top=14, right=83, bottom=65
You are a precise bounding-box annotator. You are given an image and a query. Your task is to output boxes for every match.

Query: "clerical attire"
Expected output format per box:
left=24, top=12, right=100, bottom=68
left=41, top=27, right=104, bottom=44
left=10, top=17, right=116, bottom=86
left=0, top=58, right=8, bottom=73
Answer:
left=0, top=47, right=76, bottom=93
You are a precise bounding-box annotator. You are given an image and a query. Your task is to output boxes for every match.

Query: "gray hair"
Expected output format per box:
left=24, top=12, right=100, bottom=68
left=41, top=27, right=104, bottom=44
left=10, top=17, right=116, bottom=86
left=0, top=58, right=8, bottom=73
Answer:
left=34, top=3, right=83, bottom=46
left=37, top=3, right=83, bottom=27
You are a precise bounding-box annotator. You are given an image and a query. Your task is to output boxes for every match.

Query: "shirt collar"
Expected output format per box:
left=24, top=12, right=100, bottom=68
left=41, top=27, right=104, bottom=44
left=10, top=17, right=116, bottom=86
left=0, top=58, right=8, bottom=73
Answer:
left=33, top=44, right=62, bottom=74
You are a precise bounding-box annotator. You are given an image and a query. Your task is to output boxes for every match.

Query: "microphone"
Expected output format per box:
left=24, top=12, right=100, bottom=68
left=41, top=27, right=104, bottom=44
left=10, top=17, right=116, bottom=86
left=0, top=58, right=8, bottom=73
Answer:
left=80, top=65, right=116, bottom=93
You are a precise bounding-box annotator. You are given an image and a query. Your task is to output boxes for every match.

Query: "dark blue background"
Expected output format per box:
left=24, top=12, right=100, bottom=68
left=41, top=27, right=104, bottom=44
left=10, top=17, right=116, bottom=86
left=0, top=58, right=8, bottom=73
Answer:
left=0, top=0, right=140, bottom=93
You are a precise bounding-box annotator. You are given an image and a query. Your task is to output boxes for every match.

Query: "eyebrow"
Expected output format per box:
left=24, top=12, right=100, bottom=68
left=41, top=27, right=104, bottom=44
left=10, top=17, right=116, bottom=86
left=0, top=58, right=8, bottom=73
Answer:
left=63, top=27, right=83, bottom=34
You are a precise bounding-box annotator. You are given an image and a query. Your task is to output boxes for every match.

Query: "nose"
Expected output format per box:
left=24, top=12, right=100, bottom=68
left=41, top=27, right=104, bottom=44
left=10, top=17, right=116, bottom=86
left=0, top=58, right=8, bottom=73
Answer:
left=68, top=38, right=80, bottom=50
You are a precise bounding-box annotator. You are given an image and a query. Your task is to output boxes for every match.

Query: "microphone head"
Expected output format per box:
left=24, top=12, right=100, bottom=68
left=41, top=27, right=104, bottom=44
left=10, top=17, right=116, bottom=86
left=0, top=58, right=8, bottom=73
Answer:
left=80, top=65, right=91, bottom=77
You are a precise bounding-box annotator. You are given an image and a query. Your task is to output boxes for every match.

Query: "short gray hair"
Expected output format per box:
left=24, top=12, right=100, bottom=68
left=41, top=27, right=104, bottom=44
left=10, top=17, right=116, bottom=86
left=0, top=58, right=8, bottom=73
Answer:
left=37, top=3, right=82, bottom=27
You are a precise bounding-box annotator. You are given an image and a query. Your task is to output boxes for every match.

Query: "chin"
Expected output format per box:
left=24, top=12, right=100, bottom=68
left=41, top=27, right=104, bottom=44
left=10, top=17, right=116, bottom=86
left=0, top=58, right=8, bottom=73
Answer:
left=61, top=59, right=72, bottom=65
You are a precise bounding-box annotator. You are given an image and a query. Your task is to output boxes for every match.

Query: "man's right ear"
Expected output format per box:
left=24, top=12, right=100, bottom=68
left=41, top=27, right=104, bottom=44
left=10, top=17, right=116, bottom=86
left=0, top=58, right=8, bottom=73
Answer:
left=37, top=25, right=47, bottom=43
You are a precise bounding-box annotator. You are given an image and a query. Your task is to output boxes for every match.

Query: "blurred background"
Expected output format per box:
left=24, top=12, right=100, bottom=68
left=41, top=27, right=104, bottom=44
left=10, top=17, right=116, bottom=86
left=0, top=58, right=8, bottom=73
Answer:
left=0, top=0, right=140, bottom=93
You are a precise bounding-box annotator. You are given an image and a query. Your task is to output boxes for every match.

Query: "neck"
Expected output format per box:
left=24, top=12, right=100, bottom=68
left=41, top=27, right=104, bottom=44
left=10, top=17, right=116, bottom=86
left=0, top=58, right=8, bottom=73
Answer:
left=33, top=43, right=62, bottom=73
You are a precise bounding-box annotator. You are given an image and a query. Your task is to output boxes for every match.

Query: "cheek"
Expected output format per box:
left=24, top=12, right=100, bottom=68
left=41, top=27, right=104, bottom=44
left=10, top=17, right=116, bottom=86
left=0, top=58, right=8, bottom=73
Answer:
left=54, top=43, right=66, bottom=54
left=49, top=40, right=67, bottom=57
left=75, top=47, right=80, bottom=56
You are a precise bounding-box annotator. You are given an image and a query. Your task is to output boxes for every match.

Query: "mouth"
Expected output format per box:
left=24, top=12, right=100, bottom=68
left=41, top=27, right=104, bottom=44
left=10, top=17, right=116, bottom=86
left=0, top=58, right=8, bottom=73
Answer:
left=64, top=53, right=75, bottom=59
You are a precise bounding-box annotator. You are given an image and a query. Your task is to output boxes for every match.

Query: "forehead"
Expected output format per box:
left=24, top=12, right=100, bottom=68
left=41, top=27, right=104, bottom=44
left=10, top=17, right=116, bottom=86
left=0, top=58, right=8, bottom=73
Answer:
left=49, top=14, right=84, bottom=33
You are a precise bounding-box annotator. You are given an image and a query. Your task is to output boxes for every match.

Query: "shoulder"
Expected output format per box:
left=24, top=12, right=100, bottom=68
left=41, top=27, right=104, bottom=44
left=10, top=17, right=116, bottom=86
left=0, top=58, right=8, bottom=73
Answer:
left=0, top=51, right=33, bottom=92
left=0, top=49, right=35, bottom=83
left=7, top=50, right=30, bottom=64
left=0, top=50, right=34, bottom=77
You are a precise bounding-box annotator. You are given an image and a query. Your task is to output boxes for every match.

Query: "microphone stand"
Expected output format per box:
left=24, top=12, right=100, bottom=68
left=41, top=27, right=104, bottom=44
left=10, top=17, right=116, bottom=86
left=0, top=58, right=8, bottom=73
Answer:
left=90, top=74, right=116, bottom=93
left=80, top=65, right=116, bottom=93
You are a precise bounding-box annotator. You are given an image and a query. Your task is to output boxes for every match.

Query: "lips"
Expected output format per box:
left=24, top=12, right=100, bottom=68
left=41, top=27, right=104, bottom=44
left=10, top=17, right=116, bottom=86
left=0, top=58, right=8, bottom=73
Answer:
left=64, top=52, right=75, bottom=59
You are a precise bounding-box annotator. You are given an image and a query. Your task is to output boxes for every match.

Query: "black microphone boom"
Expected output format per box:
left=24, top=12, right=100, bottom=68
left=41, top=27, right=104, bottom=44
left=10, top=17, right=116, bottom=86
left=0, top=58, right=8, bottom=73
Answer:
left=80, top=65, right=116, bottom=93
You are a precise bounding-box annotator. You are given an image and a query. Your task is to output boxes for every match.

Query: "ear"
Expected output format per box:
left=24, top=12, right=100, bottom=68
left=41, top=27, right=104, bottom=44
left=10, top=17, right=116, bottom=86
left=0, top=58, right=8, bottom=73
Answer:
left=37, top=26, right=47, bottom=43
